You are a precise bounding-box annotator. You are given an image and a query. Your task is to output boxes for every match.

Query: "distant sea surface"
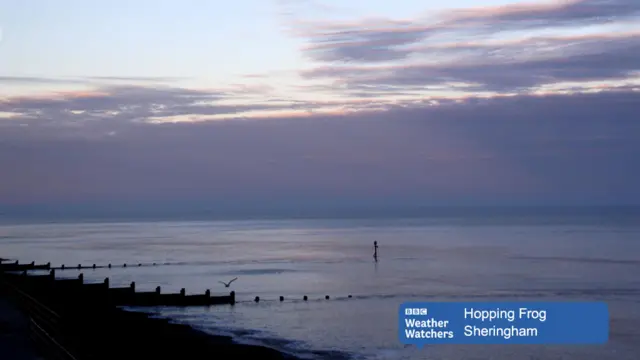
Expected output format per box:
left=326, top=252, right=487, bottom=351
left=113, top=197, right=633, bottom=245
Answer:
left=1, top=210, right=639, bottom=360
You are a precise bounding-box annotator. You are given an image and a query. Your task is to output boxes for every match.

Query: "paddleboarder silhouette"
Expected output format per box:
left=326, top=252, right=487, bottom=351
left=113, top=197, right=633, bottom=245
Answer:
left=373, top=241, right=379, bottom=262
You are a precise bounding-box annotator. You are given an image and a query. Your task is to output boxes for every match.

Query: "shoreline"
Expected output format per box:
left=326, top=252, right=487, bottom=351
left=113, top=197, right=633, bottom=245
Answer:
left=139, top=308, right=355, bottom=360
left=93, top=306, right=303, bottom=360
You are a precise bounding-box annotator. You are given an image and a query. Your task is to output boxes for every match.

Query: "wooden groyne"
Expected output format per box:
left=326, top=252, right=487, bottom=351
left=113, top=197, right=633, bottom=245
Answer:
left=0, top=261, right=52, bottom=272
left=0, top=260, right=178, bottom=272
left=1, top=270, right=235, bottom=307
left=53, top=262, right=172, bottom=270
left=0, top=267, right=297, bottom=360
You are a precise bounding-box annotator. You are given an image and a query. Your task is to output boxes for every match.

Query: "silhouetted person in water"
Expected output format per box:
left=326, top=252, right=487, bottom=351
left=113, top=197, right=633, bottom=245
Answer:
left=373, top=241, right=378, bottom=262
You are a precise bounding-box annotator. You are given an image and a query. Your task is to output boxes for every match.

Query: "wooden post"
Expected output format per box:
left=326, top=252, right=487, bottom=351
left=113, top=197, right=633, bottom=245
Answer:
left=138, top=263, right=141, bottom=267
left=279, top=296, right=284, bottom=302
left=124, top=264, right=127, bottom=268
left=130, top=282, right=135, bottom=291
left=92, top=264, right=96, bottom=269
left=78, top=273, right=83, bottom=283
left=46, top=262, right=51, bottom=270
left=108, top=264, right=111, bottom=269
left=49, top=269, right=55, bottom=280
left=77, top=264, right=81, bottom=270
left=254, top=296, right=260, bottom=303
left=325, top=295, right=329, bottom=300
left=230, top=291, right=235, bottom=305
left=61, top=264, right=65, bottom=270
left=303, top=295, right=308, bottom=301
left=205, top=289, right=210, bottom=298
left=180, top=288, right=186, bottom=305
left=100, top=278, right=109, bottom=306
left=30, top=261, right=35, bottom=267
left=155, top=286, right=161, bottom=295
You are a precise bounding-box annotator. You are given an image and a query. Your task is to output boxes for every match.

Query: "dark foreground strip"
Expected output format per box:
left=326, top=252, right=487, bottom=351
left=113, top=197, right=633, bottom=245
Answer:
left=0, top=272, right=301, bottom=360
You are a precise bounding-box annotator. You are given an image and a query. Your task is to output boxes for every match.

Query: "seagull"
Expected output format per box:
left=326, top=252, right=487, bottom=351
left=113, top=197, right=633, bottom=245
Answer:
left=219, top=277, right=238, bottom=288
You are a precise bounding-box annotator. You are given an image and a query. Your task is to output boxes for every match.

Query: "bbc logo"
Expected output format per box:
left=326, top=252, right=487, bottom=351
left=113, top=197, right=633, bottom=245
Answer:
left=405, top=308, right=428, bottom=316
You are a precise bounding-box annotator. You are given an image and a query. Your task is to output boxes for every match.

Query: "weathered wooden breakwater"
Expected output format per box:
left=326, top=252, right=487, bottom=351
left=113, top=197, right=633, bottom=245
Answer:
left=0, top=259, right=177, bottom=271
left=7, top=270, right=235, bottom=307
left=0, top=267, right=235, bottom=307
left=0, top=260, right=53, bottom=271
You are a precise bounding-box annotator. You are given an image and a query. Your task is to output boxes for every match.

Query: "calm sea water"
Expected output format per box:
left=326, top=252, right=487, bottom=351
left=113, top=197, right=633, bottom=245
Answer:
left=1, top=213, right=639, bottom=359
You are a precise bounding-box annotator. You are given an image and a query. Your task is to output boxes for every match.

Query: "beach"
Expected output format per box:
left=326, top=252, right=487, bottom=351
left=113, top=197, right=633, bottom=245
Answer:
left=1, top=211, right=639, bottom=359
left=0, top=270, right=301, bottom=360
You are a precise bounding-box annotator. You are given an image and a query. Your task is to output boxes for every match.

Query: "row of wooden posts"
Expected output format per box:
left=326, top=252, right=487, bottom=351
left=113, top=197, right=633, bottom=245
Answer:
left=252, top=294, right=353, bottom=303
left=0, top=259, right=170, bottom=271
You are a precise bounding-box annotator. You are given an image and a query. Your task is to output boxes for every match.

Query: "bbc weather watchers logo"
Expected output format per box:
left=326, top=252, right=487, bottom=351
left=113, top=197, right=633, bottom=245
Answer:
left=405, top=307, right=428, bottom=316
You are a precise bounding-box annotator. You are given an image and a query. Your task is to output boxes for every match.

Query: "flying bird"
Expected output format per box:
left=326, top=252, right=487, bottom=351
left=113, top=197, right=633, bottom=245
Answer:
left=219, top=277, right=238, bottom=287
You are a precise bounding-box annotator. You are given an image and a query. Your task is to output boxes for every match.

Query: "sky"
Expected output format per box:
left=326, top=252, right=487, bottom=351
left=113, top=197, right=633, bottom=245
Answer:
left=1, top=0, right=640, bottom=217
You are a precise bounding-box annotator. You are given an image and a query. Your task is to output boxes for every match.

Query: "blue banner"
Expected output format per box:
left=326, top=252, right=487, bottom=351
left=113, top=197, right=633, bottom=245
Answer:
left=399, top=302, right=608, bottom=347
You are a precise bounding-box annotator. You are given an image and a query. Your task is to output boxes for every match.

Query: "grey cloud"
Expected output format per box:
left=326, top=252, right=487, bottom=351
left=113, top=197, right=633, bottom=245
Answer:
left=300, top=20, right=435, bottom=63
left=0, top=85, right=291, bottom=127
left=301, top=33, right=640, bottom=93
left=297, top=0, right=640, bottom=64
left=1, top=90, right=639, bottom=207
left=1, top=86, right=221, bottom=118
left=304, top=21, right=434, bottom=63
left=466, top=0, right=640, bottom=28
left=388, top=43, right=640, bottom=91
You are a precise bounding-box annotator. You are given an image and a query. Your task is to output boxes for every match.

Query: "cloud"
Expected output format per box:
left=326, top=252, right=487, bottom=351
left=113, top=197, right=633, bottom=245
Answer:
left=284, top=0, right=640, bottom=98
left=303, top=20, right=434, bottom=63
left=0, top=85, right=293, bottom=128
left=300, top=31, right=640, bottom=93
left=299, top=19, right=436, bottom=63
left=1, top=89, right=639, bottom=207
left=296, top=0, right=640, bottom=64
left=454, top=0, right=640, bottom=28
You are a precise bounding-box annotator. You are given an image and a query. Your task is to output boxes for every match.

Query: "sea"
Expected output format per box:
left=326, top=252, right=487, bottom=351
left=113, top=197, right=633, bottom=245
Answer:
left=1, top=208, right=639, bottom=360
